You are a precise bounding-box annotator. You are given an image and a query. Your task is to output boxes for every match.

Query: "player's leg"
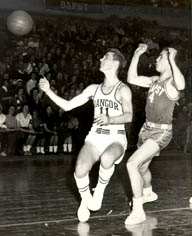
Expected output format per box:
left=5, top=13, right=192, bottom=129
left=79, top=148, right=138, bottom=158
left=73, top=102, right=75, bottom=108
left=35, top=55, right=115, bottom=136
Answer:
left=88, top=142, right=124, bottom=211
left=125, top=139, right=159, bottom=225
left=140, top=160, right=158, bottom=204
left=74, top=141, right=100, bottom=222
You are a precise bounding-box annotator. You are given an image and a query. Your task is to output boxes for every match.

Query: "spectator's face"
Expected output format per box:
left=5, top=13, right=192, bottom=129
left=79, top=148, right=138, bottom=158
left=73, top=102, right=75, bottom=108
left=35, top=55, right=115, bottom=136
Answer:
left=50, top=79, right=56, bottom=86
left=32, top=89, right=38, bottom=97
left=46, top=106, right=52, bottom=114
left=34, top=67, right=39, bottom=74
left=31, top=73, right=37, bottom=80
left=70, top=89, right=76, bottom=98
left=79, top=82, right=84, bottom=91
left=3, top=73, right=9, bottom=80
left=23, top=105, right=29, bottom=114
left=4, top=80, right=9, bottom=87
left=9, top=106, right=15, bottom=115
left=71, top=76, right=77, bottom=83
left=63, top=92, right=69, bottom=99
left=76, top=89, right=81, bottom=95
left=17, top=81, right=23, bottom=88
left=46, top=73, right=52, bottom=80
left=18, top=88, right=24, bottom=95
left=57, top=72, right=63, bottom=80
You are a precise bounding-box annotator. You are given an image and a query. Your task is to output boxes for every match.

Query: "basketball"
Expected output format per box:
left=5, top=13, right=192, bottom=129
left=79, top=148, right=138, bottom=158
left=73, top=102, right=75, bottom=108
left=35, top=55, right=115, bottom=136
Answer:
left=6, top=10, right=34, bottom=36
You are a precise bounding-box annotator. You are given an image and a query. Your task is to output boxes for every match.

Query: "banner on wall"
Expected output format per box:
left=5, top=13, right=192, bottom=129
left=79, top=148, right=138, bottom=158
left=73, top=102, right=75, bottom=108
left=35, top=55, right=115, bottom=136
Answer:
left=45, top=0, right=104, bottom=14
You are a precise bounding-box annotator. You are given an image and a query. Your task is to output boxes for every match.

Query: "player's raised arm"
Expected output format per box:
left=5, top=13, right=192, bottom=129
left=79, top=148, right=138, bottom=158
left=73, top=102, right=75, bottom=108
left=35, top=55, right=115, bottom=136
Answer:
left=39, top=77, right=96, bottom=111
left=127, top=44, right=157, bottom=88
left=167, top=48, right=185, bottom=91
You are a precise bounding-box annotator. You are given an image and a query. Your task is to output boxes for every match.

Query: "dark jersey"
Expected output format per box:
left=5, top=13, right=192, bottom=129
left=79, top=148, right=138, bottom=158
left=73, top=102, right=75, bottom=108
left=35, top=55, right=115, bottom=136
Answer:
left=145, top=79, right=179, bottom=124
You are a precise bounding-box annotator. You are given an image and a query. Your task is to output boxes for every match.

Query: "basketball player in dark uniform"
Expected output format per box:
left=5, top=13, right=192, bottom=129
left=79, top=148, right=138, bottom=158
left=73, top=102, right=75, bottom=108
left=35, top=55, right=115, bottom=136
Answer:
left=39, top=48, right=133, bottom=222
left=125, top=44, right=185, bottom=225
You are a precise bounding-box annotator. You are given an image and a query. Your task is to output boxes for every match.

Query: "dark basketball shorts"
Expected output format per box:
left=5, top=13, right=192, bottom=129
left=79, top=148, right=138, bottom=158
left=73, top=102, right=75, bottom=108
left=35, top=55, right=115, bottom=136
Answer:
left=137, top=122, right=173, bottom=152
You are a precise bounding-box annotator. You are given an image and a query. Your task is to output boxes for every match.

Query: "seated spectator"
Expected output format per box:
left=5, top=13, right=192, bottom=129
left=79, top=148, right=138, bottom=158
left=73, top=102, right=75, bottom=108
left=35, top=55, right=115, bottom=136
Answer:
left=31, top=110, right=45, bottom=154
left=26, top=72, right=38, bottom=96
left=0, top=103, right=7, bottom=156
left=39, top=57, right=50, bottom=76
left=16, top=104, right=34, bottom=155
left=64, top=115, right=79, bottom=153
left=5, top=105, right=19, bottom=156
left=42, top=105, right=59, bottom=154
left=0, top=79, right=13, bottom=113
left=10, top=87, right=28, bottom=113
left=28, top=87, right=43, bottom=113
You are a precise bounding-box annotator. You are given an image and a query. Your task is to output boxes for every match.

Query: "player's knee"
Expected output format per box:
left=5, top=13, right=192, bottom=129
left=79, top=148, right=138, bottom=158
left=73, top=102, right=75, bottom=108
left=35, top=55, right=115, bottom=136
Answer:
left=75, top=161, right=89, bottom=178
left=100, top=155, right=114, bottom=169
left=126, top=160, right=138, bottom=172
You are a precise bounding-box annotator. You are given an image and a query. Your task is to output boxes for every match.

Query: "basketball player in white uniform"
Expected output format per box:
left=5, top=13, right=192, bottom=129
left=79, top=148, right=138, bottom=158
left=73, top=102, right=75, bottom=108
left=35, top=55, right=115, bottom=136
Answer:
left=39, top=48, right=133, bottom=222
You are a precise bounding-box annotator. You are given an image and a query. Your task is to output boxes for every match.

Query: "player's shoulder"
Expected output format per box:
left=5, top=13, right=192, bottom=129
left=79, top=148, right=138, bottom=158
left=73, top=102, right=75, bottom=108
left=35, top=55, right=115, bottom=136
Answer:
left=118, top=81, right=131, bottom=92
left=83, top=83, right=100, bottom=96
left=84, top=83, right=99, bottom=90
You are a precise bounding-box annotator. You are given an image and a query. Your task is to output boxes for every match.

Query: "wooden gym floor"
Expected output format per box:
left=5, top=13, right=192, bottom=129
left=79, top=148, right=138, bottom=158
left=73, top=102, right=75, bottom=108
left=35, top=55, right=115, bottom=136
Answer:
left=0, top=148, right=191, bottom=236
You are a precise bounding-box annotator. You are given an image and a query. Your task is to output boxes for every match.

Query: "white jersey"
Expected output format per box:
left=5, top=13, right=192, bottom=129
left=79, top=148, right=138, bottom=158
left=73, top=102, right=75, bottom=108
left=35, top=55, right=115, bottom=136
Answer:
left=91, top=81, right=125, bottom=133
left=85, top=81, right=127, bottom=160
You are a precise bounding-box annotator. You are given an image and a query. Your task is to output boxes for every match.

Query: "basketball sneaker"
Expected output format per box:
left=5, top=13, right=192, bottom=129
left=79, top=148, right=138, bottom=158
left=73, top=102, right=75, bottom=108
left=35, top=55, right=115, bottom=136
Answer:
left=77, top=199, right=91, bottom=223
left=143, top=191, right=158, bottom=204
left=125, top=208, right=146, bottom=225
left=88, top=189, right=103, bottom=211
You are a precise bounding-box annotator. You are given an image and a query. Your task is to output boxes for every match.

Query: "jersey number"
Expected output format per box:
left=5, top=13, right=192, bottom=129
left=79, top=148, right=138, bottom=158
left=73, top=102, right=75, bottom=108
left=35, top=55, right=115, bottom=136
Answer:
left=148, top=92, right=155, bottom=103
left=100, top=107, right=109, bottom=116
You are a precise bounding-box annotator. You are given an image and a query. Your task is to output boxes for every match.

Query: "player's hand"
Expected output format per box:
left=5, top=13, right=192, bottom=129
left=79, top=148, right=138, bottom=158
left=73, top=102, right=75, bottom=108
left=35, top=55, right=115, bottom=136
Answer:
left=39, top=77, right=50, bottom=93
left=134, top=44, right=148, bottom=56
left=94, top=115, right=110, bottom=126
left=167, top=48, right=177, bottom=61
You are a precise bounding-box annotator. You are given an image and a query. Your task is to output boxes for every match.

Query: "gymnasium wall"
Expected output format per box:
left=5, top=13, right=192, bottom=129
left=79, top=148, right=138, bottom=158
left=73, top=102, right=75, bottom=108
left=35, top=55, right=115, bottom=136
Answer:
left=0, top=0, right=190, bottom=30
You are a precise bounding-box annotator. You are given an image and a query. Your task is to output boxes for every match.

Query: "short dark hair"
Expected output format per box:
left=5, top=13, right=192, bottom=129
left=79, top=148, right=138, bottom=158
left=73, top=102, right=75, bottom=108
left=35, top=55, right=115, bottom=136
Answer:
left=107, top=48, right=126, bottom=72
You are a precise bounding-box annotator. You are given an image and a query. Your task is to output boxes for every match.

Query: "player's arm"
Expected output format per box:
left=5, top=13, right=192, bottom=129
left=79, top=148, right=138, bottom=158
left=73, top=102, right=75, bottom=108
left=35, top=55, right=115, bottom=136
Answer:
left=39, top=77, right=96, bottom=111
left=95, top=85, right=133, bottom=125
left=168, top=48, right=185, bottom=91
left=127, top=44, right=157, bottom=88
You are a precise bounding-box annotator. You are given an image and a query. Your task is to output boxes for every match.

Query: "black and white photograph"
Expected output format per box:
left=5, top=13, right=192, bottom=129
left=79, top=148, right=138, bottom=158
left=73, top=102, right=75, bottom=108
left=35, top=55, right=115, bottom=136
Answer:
left=0, top=0, right=191, bottom=235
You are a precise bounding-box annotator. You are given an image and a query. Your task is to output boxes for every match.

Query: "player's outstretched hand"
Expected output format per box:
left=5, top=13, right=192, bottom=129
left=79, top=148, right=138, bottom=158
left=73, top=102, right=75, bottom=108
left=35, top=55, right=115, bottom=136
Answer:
left=39, top=77, right=50, bottom=93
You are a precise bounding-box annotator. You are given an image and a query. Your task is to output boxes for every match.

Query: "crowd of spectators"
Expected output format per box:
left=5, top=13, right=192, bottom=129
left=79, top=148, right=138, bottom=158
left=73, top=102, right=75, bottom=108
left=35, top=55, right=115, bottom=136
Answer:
left=0, top=12, right=191, bottom=156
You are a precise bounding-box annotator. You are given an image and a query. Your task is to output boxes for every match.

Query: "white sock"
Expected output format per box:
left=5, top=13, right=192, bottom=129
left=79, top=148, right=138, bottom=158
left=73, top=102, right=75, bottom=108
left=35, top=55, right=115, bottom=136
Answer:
left=23, top=145, right=27, bottom=152
left=49, top=146, right=53, bottom=152
left=143, top=186, right=153, bottom=195
left=27, top=145, right=31, bottom=151
left=95, top=165, right=115, bottom=195
left=63, top=144, right=67, bottom=152
left=68, top=144, right=72, bottom=152
left=74, top=173, right=91, bottom=200
left=40, top=147, right=45, bottom=154
left=53, top=145, right=58, bottom=153
left=36, top=147, right=40, bottom=153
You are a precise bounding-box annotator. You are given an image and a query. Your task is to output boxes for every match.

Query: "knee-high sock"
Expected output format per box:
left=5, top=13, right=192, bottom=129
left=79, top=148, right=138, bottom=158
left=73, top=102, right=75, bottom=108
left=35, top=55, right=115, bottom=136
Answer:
left=95, top=165, right=115, bottom=195
left=74, top=173, right=91, bottom=200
